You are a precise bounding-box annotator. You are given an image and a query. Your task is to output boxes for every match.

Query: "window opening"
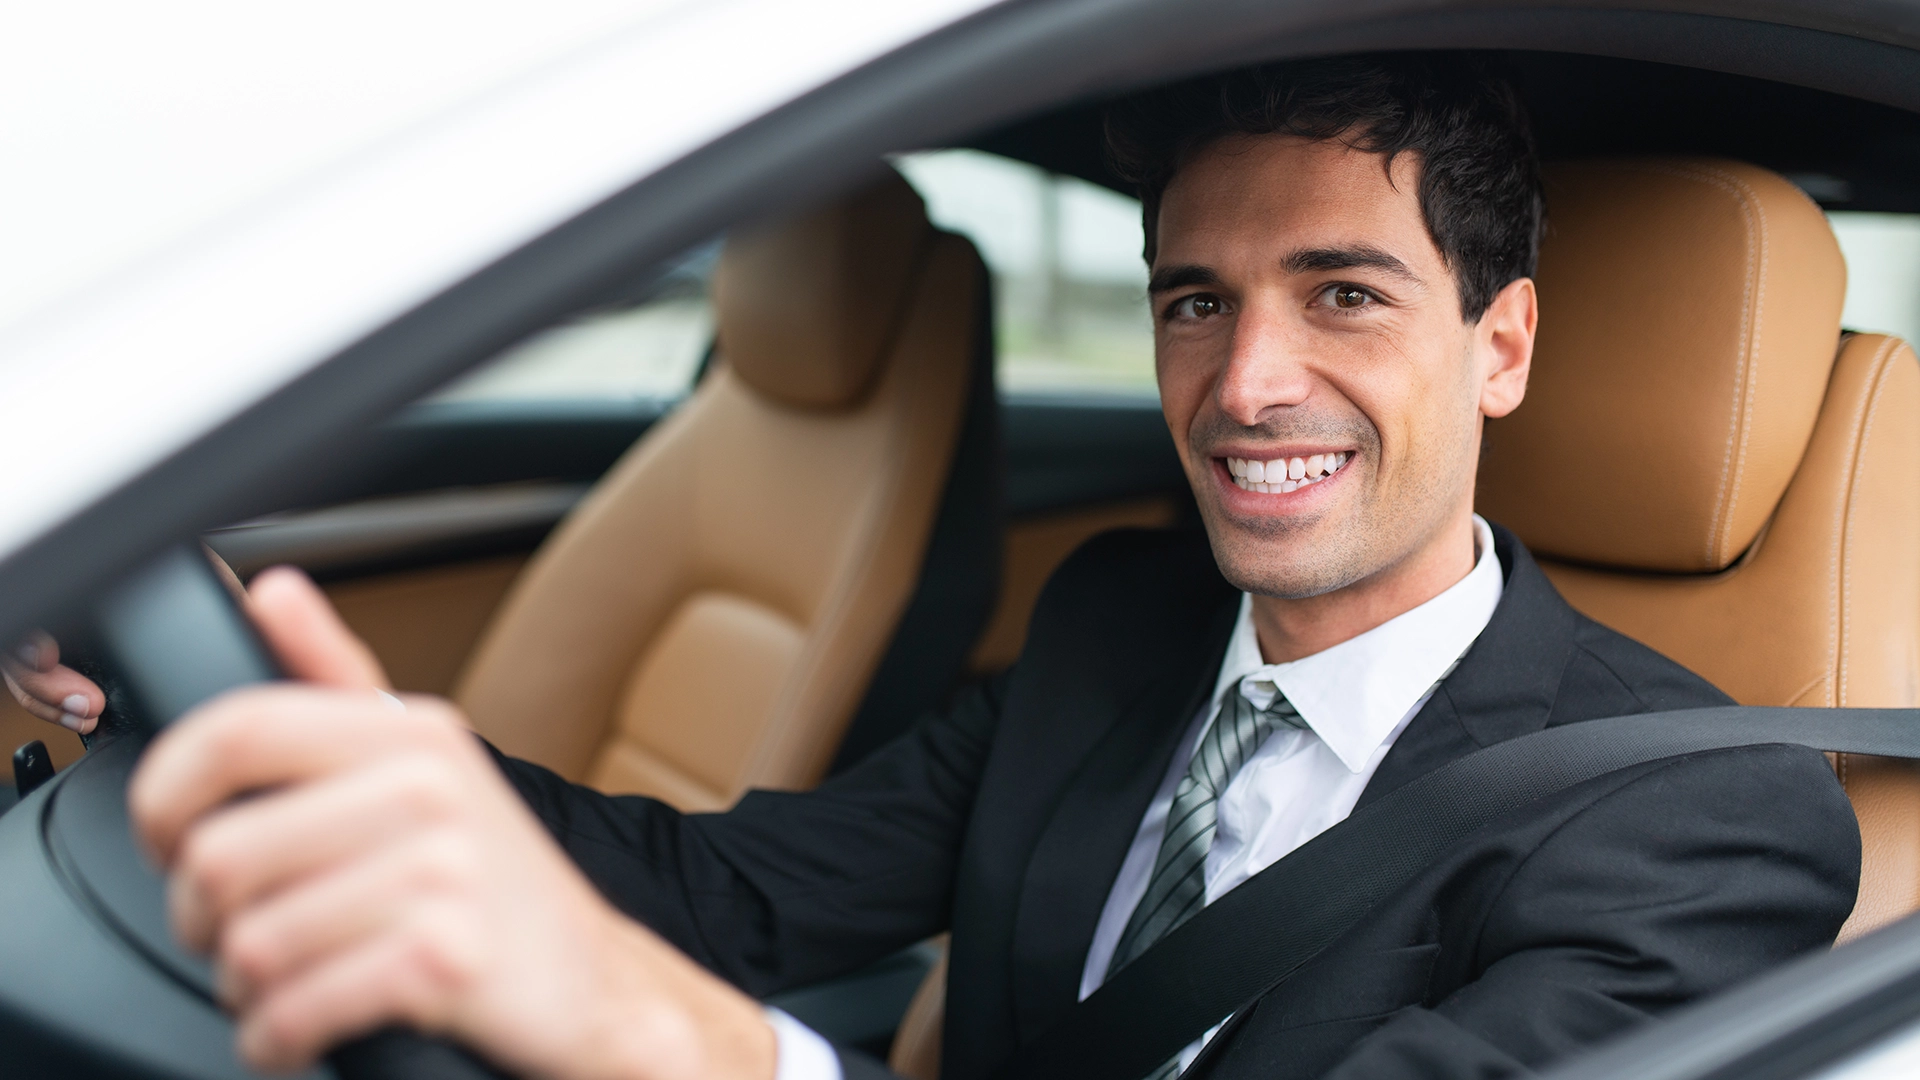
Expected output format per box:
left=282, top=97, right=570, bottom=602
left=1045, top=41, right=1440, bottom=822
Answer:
left=1829, top=212, right=1920, bottom=347
left=430, top=239, right=719, bottom=405
left=894, top=149, right=1156, bottom=399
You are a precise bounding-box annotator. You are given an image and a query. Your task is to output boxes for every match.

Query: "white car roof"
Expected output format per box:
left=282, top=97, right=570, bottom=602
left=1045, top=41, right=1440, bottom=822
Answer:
left=0, top=0, right=992, bottom=567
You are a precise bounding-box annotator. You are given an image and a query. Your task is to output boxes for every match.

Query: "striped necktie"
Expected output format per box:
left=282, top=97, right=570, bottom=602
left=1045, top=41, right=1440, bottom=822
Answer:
left=1107, top=680, right=1311, bottom=1079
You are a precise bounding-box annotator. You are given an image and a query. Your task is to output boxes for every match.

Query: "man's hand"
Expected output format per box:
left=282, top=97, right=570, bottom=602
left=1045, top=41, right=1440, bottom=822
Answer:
left=2, top=630, right=105, bottom=734
left=126, top=568, right=777, bottom=1080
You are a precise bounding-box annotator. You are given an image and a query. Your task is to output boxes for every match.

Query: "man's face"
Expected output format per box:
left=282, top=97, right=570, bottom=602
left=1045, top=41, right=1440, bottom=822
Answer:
left=1153, top=134, right=1529, bottom=600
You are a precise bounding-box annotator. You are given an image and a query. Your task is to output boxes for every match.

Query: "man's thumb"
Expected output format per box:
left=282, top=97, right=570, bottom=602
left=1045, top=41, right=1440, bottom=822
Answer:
left=245, top=566, right=392, bottom=691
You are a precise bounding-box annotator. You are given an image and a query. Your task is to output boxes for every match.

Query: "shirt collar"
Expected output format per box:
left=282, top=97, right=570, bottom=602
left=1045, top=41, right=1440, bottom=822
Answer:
left=1210, top=515, right=1506, bottom=773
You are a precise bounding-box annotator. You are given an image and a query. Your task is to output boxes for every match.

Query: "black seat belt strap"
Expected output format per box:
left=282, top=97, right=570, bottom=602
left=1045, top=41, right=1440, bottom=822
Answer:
left=995, top=706, right=1920, bottom=1080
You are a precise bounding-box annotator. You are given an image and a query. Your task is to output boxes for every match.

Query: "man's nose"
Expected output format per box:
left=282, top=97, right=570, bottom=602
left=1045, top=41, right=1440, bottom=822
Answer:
left=1216, top=305, right=1313, bottom=427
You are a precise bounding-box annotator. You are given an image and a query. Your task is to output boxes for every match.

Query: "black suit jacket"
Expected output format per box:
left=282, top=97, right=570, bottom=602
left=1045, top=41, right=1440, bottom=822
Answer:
left=493, top=524, right=1860, bottom=1080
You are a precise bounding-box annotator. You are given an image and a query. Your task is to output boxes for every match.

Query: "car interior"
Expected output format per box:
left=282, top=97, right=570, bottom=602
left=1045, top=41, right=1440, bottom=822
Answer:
left=9, top=44, right=1920, bottom=1078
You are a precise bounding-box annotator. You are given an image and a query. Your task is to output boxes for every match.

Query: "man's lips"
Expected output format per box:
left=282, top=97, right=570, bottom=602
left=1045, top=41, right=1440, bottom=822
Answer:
left=1219, top=451, right=1352, bottom=494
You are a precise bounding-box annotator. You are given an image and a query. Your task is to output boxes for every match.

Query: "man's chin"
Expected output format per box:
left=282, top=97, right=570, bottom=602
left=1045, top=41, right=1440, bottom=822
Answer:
left=1215, top=556, right=1368, bottom=601
left=1199, top=513, right=1370, bottom=600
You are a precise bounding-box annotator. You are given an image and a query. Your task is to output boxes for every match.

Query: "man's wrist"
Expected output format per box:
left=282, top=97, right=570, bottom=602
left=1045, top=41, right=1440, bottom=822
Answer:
left=587, top=916, right=780, bottom=1080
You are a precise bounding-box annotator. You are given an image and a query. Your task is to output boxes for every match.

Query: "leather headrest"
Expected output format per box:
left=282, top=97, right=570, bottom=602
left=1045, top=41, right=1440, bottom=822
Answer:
left=1478, top=159, right=1847, bottom=573
left=713, top=169, right=933, bottom=410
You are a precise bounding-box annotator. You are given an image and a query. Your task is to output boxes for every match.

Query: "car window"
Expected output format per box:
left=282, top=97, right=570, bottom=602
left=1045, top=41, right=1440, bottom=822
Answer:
left=1829, top=211, right=1920, bottom=345
left=436, top=152, right=1158, bottom=406
left=894, top=149, right=1157, bottom=399
left=430, top=240, right=718, bottom=405
left=430, top=199, right=1916, bottom=410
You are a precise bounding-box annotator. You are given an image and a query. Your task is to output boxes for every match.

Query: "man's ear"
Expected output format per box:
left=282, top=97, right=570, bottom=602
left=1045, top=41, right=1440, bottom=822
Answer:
left=1478, top=276, right=1536, bottom=419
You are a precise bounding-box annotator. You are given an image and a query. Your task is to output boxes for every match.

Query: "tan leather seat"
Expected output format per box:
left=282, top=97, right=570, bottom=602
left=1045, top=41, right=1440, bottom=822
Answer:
left=887, top=157, right=1920, bottom=1077
left=454, top=171, right=987, bottom=811
left=1479, top=158, right=1920, bottom=942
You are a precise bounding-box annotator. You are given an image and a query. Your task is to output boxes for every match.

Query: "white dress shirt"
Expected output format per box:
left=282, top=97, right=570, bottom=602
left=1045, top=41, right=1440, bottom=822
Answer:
left=773, top=515, right=1505, bottom=1080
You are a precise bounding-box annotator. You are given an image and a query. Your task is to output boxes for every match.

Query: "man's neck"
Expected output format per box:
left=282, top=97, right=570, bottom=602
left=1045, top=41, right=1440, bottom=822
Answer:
left=1249, top=511, right=1481, bottom=664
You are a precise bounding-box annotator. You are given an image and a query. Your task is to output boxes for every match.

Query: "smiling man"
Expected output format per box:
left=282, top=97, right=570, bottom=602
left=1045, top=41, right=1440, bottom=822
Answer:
left=1146, top=124, right=1529, bottom=665
left=6, top=55, right=1858, bottom=1080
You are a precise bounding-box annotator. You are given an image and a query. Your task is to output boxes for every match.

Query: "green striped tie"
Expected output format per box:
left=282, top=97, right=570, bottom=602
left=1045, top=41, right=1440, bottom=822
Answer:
left=1107, top=681, right=1309, bottom=1079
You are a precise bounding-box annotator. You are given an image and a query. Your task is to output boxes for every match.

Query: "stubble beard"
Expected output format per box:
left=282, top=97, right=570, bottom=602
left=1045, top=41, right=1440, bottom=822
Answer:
left=1189, top=410, right=1387, bottom=600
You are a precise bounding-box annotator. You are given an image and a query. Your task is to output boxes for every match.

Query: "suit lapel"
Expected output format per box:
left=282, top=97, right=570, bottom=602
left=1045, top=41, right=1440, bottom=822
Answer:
left=1007, top=588, right=1239, bottom=1047
left=991, top=523, right=1588, bottom=1057
left=1357, top=524, right=1580, bottom=809
left=1182, top=527, right=1591, bottom=1079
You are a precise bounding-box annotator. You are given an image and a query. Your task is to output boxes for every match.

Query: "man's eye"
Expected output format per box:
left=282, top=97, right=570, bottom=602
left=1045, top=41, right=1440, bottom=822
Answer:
left=1322, top=285, right=1373, bottom=310
left=1170, top=294, right=1225, bottom=320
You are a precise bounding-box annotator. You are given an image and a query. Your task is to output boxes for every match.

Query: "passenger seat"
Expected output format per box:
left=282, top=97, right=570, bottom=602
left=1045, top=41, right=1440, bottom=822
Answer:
left=455, top=169, right=1000, bottom=811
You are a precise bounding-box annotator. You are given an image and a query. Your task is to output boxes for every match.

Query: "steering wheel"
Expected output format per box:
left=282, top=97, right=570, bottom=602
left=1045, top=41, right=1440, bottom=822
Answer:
left=0, top=546, right=506, bottom=1079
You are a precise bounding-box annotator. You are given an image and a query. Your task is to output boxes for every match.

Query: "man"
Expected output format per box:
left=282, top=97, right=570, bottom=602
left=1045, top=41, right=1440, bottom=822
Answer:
left=5, top=56, right=1858, bottom=1080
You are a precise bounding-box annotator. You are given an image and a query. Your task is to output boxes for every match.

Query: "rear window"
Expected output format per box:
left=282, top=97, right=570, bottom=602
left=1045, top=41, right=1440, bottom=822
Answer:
left=436, top=151, right=1158, bottom=406
left=431, top=176, right=1915, bottom=411
left=430, top=241, right=717, bottom=406
left=1829, top=211, right=1920, bottom=345
left=894, top=149, right=1156, bottom=399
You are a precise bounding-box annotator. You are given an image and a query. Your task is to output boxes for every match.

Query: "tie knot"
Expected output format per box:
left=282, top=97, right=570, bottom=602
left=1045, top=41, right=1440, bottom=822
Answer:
left=1233, top=678, right=1311, bottom=732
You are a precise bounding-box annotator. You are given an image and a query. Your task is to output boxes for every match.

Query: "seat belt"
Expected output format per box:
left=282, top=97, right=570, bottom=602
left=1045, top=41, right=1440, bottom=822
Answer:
left=995, top=706, right=1920, bottom=1080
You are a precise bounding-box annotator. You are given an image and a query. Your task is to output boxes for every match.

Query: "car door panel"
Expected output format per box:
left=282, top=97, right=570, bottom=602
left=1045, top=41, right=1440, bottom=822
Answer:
left=324, top=557, right=532, bottom=697
left=207, top=396, right=1187, bottom=684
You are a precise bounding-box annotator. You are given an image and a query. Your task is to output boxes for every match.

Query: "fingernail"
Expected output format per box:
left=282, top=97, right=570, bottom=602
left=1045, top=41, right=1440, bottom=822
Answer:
left=15, top=643, right=36, bottom=666
left=61, top=694, right=91, bottom=718
left=58, top=713, right=86, bottom=733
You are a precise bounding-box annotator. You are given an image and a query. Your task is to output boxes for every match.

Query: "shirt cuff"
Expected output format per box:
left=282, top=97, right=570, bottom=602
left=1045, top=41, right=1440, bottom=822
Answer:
left=766, top=1007, right=845, bottom=1080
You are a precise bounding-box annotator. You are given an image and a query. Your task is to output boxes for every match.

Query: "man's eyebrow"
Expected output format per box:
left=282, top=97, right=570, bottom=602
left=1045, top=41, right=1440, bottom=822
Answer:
left=1281, top=245, right=1423, bottom=283
left=1148, top=264, right=1222, bottom=294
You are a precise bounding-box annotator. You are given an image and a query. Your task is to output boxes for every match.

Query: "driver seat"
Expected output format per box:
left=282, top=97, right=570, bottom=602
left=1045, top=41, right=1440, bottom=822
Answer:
left=886, top=158, right=1920, bottom=1079
left=1478, top=158, right=1920, bottom=943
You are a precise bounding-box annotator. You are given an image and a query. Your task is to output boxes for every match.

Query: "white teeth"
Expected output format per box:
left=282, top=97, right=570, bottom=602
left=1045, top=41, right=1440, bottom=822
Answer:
left=1226, top=451, right=1352, bottom=494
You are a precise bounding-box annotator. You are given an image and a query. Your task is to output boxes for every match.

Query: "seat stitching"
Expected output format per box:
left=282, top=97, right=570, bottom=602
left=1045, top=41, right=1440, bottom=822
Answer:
left=1609, top=161, right=1764, bottom=569
left=1822, top=336, right=1894, bottom=707
left=1688, top=165, right=1762, bottom=569
left=1837, top=335, right=1902, bottom=706
left=1716, top=169, right=1766, bottom=570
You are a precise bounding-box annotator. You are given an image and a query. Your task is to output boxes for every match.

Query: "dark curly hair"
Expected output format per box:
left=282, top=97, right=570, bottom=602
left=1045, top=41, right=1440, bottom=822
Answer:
left=1105, top=54, right=1545, bottom=322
